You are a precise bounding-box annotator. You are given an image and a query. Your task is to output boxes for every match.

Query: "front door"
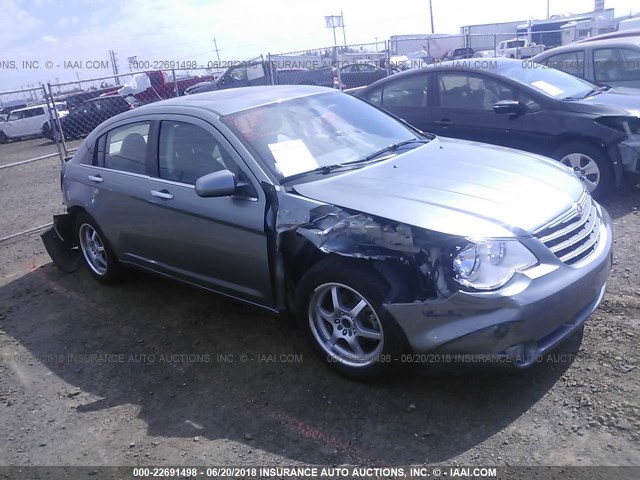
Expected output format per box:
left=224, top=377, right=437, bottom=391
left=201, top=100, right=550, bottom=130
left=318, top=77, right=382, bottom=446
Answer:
left=430, top=72, right=539, bottom=152
left=142, top=116, right=273, bottom=307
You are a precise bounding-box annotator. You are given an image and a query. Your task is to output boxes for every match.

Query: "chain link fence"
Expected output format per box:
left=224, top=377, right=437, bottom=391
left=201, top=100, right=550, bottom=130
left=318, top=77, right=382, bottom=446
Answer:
left=41, top=68, right=220, bottom=159
left=266, top=41, right=391, bottom=90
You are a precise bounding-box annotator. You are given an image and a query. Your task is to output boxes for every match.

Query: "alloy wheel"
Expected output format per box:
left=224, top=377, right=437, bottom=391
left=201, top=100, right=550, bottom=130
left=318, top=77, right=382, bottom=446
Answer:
left=560, top=152, right=600, bottom=193
left=308, top=283, right=384, bottom=367
left=78, top=223, right=108, bottom=275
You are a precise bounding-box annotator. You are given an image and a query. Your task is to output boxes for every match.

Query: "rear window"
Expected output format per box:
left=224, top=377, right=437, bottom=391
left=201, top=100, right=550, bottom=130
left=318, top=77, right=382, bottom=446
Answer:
left=103, top=121, right=151, bottom=174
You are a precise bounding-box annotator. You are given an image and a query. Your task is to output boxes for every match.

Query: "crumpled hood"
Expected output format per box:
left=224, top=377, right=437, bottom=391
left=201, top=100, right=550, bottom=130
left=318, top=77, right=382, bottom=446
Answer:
left=293, top=137, right=585, bottom=238
left=563, top=87, right=640, bottom=117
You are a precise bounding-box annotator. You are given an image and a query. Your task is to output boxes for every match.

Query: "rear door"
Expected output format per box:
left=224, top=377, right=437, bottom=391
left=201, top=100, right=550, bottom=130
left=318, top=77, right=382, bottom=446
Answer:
left=25, top=107, right=46, bottom=135
left=73, top=120, right=154, bottom=260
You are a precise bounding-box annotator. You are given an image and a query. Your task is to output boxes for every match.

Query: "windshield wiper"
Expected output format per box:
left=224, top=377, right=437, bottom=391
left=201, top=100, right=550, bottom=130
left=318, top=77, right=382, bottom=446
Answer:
left=584, top=85, right=611, bottom=98
left=360, top=138, right=430, bottom=162
left=280, top=138, right=430, bottom=185
left=563, top=86, right=610, bottom=101
left=280, top=163, right=364, bottom=184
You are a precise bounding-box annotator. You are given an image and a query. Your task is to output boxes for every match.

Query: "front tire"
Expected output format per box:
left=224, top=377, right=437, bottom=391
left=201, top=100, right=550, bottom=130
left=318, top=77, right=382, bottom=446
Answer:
left=75, top=213, right=122, bottom=284
left=0, top=131, right=7, bottom=144
left=296, top=258, right=408, bottom=380
left=553, top=141, right=614, bottom=199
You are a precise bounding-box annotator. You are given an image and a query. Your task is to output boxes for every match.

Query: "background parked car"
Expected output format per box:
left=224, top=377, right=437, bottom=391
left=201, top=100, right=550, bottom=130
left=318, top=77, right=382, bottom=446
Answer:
left=0, top=102, right=67, bottom=143
left=531, top=36, right=640, bottom=89
left=49, top=95, right=138, bottom=140
left=497, top=38, right=545, bottom=59
left=187, top=61, right=334, bottom=95
left=355, top=58, right=640, bottom=197
left=334, top=63, right=388, bottom=89
left=443, top=47, right=475, bottom=60
left=184, top=80, right=217, bottom=95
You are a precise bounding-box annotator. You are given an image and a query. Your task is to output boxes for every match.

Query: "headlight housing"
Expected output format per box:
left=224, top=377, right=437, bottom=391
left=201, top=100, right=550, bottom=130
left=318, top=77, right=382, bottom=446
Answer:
left=451, top=240, right=537, bottom=290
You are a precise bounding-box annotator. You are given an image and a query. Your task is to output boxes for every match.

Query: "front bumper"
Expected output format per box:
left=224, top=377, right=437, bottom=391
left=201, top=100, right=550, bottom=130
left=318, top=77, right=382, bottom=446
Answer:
left=385, top=205, right=613, bottom=367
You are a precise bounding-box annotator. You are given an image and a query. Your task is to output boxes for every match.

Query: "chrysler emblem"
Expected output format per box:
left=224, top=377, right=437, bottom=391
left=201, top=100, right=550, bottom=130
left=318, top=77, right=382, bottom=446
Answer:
left=575, top=203, right=584, bottom=216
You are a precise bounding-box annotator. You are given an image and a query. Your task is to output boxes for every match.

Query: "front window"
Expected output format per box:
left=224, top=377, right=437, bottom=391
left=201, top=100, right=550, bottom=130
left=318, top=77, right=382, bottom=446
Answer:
left=104, top=121, right=150, bottom=174
left=8, top=111, right=26, bottom=121
left=500, top=62, right=596, bottom=100
left=158, top=121, right=237, bottom=184
left=544, top=51, right=586, bottom=78
left=221, top=92, right=423, bottom=181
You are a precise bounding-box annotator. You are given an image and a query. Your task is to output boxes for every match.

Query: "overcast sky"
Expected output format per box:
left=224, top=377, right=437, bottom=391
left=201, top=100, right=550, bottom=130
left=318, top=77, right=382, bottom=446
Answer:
left=1, top=0, right=639, bottom=92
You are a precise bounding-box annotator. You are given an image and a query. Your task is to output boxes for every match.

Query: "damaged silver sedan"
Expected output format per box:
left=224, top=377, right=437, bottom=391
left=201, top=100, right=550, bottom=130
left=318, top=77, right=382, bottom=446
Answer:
left=42, top=86, right=613, bottom=379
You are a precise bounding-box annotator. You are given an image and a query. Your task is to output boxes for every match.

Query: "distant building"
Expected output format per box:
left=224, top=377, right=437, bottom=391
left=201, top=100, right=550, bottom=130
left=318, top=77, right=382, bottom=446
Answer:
left=459, top=9, right=618, bottom=50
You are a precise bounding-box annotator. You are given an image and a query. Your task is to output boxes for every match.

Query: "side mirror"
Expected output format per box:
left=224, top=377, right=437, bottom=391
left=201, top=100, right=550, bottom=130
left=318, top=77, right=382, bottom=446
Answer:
left=195, top=170, right=237, bottom=198
left=493, top=100, right=524, bottom=115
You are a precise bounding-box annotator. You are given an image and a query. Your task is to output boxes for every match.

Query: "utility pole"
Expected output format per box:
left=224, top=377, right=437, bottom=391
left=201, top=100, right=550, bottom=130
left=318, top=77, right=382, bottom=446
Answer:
left=341, top=11, right=347, bottom=45
left=429, top=0, right=435, bottom=34
left=213, top=38, right=221, bottom=65
left=547, top=0, right=550, bottom=19
left=109, top=50, right=120, bottom=86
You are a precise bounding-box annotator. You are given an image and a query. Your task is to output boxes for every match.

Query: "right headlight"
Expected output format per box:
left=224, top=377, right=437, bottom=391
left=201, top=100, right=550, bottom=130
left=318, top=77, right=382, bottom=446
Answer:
left=451, top=240, right=537, bottom=290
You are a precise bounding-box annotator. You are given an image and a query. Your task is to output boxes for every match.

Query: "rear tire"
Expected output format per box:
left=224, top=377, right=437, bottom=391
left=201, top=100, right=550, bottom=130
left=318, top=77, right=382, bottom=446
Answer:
left=75, top=213, right=122, bottom=284
left=296, top=257, right=409, bottom=380
left=553, top=141, right=614, bottom=199
left=42, top=122, right=52, bottom=139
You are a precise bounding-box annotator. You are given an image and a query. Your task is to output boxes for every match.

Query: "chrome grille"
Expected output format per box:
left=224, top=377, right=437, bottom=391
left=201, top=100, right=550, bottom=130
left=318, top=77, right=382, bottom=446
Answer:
left=534, top=192, right=601, bottom=265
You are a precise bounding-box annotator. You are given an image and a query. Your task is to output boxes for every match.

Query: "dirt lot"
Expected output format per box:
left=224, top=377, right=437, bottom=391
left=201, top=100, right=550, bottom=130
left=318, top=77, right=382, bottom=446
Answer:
left=0, top=145, right=638, bottom=468
left=0, top=137, right=82, bottom=167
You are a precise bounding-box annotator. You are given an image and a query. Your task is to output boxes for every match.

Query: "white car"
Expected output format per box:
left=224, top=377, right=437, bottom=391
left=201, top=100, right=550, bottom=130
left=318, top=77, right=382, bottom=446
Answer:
left=497, top=38, right=545, bottom=59
left=0, top=103, right=67, bottom=143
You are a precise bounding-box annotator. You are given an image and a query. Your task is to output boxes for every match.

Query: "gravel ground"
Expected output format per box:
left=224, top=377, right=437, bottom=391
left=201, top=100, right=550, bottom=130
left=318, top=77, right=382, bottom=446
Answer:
left=0, top=153, right=638, bottom=468
left=0, top=137, right=82, bottom=167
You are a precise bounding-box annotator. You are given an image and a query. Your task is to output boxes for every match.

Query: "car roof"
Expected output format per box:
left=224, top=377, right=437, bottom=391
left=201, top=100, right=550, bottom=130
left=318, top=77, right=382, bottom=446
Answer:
left=11, top=104, right=48, bottom=113
left=136, top=85, right=332, bottom=116
left=86, top=95, right=127, bottom=103
left=368, top=57, right=520, bottom=80
left=534, top=36, right=640, bottom=57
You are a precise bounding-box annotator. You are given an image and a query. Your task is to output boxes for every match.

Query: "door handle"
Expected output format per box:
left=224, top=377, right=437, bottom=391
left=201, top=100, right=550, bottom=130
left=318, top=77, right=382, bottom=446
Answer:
left=88, top=174, right=103, bottom=183
left=434, top=119, right=452, bottom=126
left=151, top=189, right=174, bottom=200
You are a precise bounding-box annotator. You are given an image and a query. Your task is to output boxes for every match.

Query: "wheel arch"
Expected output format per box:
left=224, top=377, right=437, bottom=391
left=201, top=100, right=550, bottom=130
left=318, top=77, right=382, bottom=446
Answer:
left=548, top=133, right=609, bottom=155
left=550, top=134, right=620, bottom=190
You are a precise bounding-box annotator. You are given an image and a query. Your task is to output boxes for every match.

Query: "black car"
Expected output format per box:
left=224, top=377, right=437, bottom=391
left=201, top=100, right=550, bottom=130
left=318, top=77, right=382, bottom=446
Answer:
left=184, top=81, right=216, bottom=95
left=335, top=63, right=389, bottom=89
left=444, top=47, right=475, bottom=60
left=355, top=58, right=640, bottom=197
left=49, top=95, right=138, bottom=140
